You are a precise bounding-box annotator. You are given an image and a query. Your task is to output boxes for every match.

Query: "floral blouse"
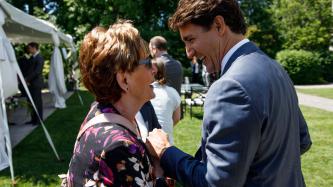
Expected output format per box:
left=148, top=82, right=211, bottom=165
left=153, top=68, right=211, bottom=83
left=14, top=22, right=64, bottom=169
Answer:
left=67, top=103, right=155, bottom=187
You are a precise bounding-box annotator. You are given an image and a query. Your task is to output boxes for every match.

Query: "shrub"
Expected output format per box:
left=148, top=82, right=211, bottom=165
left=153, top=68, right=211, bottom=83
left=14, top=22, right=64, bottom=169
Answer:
left=319, top=51, right=333, bottom=82
left=276, top=50, right=324, bottom=84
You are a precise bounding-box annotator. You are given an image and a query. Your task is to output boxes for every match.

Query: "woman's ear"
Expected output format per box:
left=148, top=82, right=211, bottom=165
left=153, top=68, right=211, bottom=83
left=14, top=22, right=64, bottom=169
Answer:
left=116, top=72, right=128, bottom=92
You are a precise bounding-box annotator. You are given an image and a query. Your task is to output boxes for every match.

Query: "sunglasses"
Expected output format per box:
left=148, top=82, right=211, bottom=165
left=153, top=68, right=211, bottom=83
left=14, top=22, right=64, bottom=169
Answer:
left=138, top=55, right=152, bottom=69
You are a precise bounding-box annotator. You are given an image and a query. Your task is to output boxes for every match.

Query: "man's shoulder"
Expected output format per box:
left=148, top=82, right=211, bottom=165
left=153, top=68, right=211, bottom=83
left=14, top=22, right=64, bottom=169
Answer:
left=160, top=54, right=179, bottom=63
left=34, top=53, right=44, bottom=61
left=161, top=55, right=182, bottom=69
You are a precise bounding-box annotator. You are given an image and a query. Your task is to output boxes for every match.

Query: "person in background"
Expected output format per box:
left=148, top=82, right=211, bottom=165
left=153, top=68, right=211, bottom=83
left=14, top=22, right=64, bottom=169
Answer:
left=135, top=101, right=162, bottom=142
left=17, top=45, right=31, bottom=97
left=191, top=56, right=201, bottom=83
left=24, top=42, right=44, bottom=126
left=201, top=64, right=210, bottom=87
left=150, top=58, right=181, bottom=145
left=146, top=0, right=312, bottom=187
left=67, top=21, right=167, bottom=187
left=149, top=36, right=183, bottom=95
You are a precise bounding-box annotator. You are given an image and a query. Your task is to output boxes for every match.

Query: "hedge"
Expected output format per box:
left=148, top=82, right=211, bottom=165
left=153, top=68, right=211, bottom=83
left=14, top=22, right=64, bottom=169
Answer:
left=276, top=50, right=324, bottom=84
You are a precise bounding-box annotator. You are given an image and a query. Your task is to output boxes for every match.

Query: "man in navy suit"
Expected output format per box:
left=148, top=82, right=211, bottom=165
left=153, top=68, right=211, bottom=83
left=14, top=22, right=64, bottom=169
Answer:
left=136, top=101, right=162, bottom=142
left=149, top=36, right=183, bottom=95
left=24, top=42, right=45, bottom=125
left=146, top=0, right=312, bottom=186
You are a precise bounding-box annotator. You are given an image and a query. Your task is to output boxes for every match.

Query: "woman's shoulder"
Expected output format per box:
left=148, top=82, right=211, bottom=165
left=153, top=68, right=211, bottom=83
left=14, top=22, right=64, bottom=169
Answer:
left=79, top=122, right=141, bottom=149
left=164, top=86, right=181, bottom=100
left=70, top=122, right=153, bottom=187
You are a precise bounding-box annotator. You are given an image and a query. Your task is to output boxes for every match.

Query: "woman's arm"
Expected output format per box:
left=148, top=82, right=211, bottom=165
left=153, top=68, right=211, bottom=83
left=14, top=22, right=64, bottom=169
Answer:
left=172, top=106, right=181, bottom=126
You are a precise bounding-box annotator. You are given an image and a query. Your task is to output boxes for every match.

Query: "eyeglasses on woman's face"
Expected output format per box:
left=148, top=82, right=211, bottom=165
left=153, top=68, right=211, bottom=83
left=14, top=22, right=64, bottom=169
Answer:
left=138, top=55, right=152, bottom=69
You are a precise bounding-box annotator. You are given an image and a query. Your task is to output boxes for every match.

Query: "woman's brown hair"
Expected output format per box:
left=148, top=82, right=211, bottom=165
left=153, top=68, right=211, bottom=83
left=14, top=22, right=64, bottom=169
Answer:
left=152, top=58, right=167, bottom=85
left=79, top=20, right=149, bottom=104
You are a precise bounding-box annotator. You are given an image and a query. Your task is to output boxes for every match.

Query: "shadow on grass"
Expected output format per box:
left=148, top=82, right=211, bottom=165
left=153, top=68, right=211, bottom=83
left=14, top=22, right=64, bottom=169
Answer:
left=0, top=90, right=94, bottom=186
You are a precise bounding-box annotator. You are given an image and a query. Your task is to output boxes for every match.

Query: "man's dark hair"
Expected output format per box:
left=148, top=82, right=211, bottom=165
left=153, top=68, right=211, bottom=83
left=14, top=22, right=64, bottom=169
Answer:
left=27, top=42, right=39, bottom=50
left=169, top=0, right=246, bottom=34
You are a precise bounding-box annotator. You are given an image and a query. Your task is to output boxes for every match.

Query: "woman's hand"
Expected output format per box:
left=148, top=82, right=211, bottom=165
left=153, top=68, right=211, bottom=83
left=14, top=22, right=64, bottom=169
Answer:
left=145, top=129, right=172, bottom=159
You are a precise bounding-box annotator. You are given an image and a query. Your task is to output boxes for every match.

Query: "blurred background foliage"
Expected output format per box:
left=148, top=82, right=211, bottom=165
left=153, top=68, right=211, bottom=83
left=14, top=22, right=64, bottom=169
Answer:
left=7, top=0, right=333, bottom=84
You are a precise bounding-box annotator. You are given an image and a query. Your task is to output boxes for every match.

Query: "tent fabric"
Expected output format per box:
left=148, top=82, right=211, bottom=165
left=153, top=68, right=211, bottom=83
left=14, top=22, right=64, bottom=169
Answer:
left=0, top=0, right=70, bottom=45
left=0, top=0, right=77, bottom=181
left=0, top=0, right=71, bottom=108
left=0, top=8, right=17, bottom=99
left=0, top=8, right=15, bottom=180
left=49, top=47, right=66, bottom=108
left=0, top=127, right=9, bottom=171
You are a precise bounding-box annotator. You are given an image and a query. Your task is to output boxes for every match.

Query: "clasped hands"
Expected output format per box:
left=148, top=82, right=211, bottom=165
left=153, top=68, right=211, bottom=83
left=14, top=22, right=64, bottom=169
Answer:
left=145, top=128, right=172, bottom=160
left=145, top=128, right=171, bottom=178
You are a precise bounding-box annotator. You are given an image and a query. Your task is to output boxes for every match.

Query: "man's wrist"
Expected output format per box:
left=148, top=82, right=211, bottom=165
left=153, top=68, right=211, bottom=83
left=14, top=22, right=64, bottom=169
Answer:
left=159, top=145, right=171, bottom=159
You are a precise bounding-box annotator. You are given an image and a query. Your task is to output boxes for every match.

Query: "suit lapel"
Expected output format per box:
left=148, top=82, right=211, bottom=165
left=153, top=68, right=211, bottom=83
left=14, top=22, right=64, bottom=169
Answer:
left=221, top=42, right=259, bottom=76
left=139, top=107, right=150, bottom=129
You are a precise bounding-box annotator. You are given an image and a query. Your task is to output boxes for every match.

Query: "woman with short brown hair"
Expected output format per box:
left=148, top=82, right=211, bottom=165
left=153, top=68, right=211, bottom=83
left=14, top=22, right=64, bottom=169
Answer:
left=67, top=20, right=166, bottom=187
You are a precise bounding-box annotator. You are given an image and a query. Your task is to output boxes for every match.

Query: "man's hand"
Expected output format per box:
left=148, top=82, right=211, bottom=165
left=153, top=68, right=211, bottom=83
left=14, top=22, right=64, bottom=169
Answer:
left=146, top=128, right=172, bottom=160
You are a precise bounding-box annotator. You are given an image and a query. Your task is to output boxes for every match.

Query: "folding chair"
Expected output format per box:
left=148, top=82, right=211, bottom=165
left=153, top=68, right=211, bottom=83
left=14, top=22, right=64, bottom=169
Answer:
left=184, top=87, right=205, bottom=118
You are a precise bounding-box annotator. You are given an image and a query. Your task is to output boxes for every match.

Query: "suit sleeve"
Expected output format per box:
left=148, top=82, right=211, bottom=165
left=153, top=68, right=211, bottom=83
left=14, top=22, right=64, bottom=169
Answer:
left=149, top=101, right=161, bottom=130
left=297, top=107, right=312, bottom=154
left=141, top=101, right=161, bottom=131
left=25, top=56, right=44, bottom=82
left=161, top=78, right=261, bottom=187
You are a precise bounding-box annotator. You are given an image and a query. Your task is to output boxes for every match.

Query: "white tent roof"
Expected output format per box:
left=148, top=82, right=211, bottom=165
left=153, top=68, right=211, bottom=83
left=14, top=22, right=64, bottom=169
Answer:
left=0, top=0, right=74, bottom=46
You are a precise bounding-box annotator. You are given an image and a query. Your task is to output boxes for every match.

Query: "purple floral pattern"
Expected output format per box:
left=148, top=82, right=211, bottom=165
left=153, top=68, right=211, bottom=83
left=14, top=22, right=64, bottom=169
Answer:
left=67, top=103, right=154, bottom=187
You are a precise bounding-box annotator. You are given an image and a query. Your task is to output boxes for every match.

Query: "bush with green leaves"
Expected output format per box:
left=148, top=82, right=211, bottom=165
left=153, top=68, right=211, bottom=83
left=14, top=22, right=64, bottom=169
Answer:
left=276, top=50, right=324, bottom=84
left=319, top=51, right=333, bottom=82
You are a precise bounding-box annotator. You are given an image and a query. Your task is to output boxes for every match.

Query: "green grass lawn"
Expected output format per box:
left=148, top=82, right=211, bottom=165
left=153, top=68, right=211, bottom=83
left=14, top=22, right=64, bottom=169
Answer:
left=300, top=106, right=333, bottom=186
left=0, top=91, right=332, bottom=186
left=296, top=88, right=333, bottom=99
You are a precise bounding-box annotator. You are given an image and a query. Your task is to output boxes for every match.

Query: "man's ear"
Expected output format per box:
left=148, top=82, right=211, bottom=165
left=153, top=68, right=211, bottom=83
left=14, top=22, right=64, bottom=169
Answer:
left=116, top=72, right=128, bottom=92
left=214, top=15, right=226, bottom=34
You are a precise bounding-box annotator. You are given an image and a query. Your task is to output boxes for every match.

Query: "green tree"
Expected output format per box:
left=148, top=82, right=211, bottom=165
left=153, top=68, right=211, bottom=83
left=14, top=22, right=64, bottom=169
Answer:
left=240, top=0, right=282, bottom=58
left=7, top=0, right=59, bottom=15
left=271, top=0, right=333, bottom=52
left=53, top=0, right=187, bottom=64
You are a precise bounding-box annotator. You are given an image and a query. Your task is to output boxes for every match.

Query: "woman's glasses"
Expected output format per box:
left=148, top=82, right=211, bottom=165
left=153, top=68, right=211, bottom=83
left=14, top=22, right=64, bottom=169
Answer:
left=138, top=56, right=152, bottom=69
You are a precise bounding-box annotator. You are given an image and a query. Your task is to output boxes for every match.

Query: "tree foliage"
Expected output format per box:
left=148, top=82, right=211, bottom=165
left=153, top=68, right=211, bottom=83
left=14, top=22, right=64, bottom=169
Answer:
left=271, top=0, right=333, bottom=52
left=240, top=0, right=282, bottom=58
left=7, top=0, right=59, bottom=15
left=276, top=49, right=324, bottom=84
left=53, top=0, right=187, bottom=64
left=8, top=0, right=333, bottom=73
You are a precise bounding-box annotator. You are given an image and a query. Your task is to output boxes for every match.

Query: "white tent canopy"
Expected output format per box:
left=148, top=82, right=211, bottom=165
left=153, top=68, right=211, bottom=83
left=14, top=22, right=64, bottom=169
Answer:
left=0, top=0, right=76, bottom=183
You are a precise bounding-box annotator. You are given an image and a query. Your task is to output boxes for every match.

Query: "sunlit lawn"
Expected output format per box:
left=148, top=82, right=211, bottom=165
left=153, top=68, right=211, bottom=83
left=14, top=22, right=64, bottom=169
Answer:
left=300, top=106, right=333, bottom=186
left=296, top=88, right=333, bottom=99
left=0, top=90, right=332, bottom=186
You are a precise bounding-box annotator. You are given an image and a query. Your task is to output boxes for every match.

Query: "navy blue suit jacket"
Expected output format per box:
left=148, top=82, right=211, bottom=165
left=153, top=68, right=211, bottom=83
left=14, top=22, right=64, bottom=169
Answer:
left=160, top=42, right=312, bottom=187
left=160, top=54, right=183, bottom=95
left=25, top=53, right=44, bottom=88
left=140, top=101, right=161, bottom=131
